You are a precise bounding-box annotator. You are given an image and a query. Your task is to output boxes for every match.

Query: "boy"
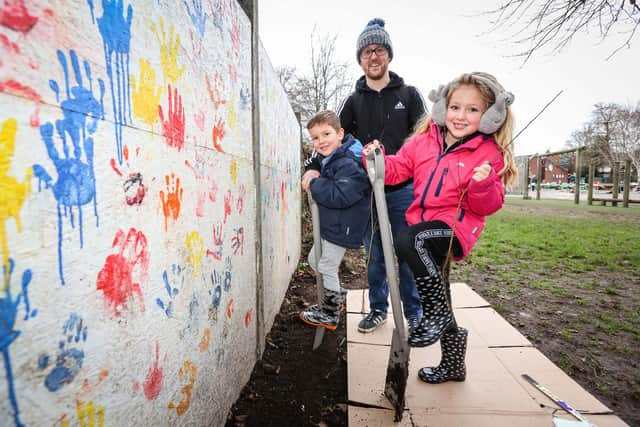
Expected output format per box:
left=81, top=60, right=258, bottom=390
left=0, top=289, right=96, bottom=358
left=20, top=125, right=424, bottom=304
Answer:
left=300, top=111, right=371, bottom=330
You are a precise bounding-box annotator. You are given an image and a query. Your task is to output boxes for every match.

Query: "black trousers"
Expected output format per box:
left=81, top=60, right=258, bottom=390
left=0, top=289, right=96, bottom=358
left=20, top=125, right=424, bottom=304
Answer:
left=395, top=220, right=463, bottom=278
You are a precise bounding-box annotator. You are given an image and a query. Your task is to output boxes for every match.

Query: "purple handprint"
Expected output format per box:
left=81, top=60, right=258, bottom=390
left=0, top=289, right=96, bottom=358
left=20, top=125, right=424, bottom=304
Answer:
left=33, top=49, right=105, bottom=285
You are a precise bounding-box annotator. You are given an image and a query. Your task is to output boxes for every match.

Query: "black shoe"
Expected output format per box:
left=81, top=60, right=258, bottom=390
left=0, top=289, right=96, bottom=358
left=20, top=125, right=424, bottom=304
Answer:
left=357, top=309, right=387, bottom=333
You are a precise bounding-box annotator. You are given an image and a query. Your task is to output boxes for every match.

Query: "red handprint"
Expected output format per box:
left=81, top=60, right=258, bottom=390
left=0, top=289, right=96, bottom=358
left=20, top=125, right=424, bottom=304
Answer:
left=159, top=84, right=185, bottom=151
left=236, top=184, right=246, bottom=214
left=223, top=190, right=233, bottom=224
left=96, top=228, right=149, bottom=317
left=160, top=173, right=184, bottom=231
left=110, top=145, right=146, bottom=206
left=212, top=115, right=225, bottom=152
left=143, top=341, right=164, bottom=400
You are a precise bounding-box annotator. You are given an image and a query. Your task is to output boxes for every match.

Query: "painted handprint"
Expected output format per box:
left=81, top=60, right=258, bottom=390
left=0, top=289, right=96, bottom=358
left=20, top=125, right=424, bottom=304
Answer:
left=151, top=17, right=185, bottom=83
left=236, top=184, right=246, bottom=214
left=223, top=256, right=232, bottom=291
left=185, top=231, right=204, bottom=275
left=1, top=259, right=34, bottom=427
left=0, top=118, right=32, bottom=288
left=156, top=264, right=182, bottom=318
left=159, top=84, right=185, bottom=151
left=159, top=173, right=183, bottom=231
left=223, top=189, right=232, bottom=223
left=205, top=71, right=226, bottom=110
left=143, top=340, right=164, bottom=400
left=38, top=313, right=87, bottom=392
left=185, top=149, right=218, bottom=217
left=184, top=0, right=208, bottom=37
left=96, top=228, right=149, bottom=317
left=206, top=223, right=224, bottom=260
left=212, top=115, right=225, bottom=152
left=231, top=226, right=244, bottom=255
left=208, top=271, right=222, bottom=321
left=33, top=49, right=105, bottom=285
left=88, top=0, right=134, bottom=165
left=0, top=0, right=39, bottom=33
left=168, top=360, right=197, bottom=416
left=131, top=58, right=162, bottom=126
left=110, top=145, right=147, bottom=206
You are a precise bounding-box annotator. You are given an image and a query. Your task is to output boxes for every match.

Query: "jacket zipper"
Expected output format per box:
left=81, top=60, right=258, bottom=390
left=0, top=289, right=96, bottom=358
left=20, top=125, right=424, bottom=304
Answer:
left=435, top=167, right=448, bottom=197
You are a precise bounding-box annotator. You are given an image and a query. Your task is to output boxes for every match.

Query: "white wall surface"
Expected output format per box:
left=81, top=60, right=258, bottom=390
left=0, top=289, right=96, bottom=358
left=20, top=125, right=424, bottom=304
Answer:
left=0, top=1, right=300, bottom=426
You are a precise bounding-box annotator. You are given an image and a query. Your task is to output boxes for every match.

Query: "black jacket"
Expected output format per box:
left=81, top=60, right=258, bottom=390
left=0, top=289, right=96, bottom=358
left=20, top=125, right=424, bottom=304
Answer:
left=305, top=72, right=426, bottom=190
left=309, top=135, right=371, bottom=249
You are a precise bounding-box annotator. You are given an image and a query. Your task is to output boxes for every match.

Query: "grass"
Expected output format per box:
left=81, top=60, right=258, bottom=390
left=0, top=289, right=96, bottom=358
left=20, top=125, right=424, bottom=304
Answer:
left=452, top=198, right=640, bottom=424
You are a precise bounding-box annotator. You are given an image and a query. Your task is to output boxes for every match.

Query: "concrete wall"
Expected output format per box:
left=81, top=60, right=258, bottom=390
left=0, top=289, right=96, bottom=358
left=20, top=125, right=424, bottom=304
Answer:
left=0, top=1, right=300, bottom=426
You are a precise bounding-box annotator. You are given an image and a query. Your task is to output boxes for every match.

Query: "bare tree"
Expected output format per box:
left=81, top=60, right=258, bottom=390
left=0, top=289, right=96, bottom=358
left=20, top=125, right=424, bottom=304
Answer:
left=485, top=0, right=640, bottom=63
left=276, top=29, right=353, bottom=127
left=568, top=102, right=640, bottom=176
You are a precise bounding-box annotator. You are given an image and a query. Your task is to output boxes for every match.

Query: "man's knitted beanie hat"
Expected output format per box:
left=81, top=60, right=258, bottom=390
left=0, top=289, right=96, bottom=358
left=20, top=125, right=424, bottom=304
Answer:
left=356, top=18, right=393, bottom=63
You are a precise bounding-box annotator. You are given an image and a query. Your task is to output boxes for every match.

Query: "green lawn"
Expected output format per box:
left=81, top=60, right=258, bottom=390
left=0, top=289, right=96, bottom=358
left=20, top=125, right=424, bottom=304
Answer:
left=452, top=198, right=640, bottom=424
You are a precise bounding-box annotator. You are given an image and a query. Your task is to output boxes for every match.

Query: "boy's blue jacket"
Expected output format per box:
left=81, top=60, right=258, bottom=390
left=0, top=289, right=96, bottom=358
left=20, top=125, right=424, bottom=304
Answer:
left=309, top=134, right=371, bottom=249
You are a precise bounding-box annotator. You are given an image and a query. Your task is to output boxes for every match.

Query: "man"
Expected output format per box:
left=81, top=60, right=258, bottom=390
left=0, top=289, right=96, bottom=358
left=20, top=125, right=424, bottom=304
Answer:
left=302, top=18, right=426, bottom=333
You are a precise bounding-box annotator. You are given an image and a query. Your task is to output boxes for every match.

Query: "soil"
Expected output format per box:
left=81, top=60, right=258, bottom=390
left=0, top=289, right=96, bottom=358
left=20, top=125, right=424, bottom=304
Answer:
left=225, top=203, right=639, bottom=427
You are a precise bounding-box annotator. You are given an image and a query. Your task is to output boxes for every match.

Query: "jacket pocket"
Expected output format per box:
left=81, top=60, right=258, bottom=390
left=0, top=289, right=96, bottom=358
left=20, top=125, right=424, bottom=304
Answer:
left=434, top=167, right=449, bottom=197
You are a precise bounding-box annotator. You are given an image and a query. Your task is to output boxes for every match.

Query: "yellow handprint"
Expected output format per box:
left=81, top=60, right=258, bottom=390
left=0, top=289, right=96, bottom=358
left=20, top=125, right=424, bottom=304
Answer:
left=131, top=59, right=162, bottom=126
left=0, top=118, right=32, bottom=289
left=151, top=17, right=185, bottom=84
left=60, top=399, right=105, bottom=427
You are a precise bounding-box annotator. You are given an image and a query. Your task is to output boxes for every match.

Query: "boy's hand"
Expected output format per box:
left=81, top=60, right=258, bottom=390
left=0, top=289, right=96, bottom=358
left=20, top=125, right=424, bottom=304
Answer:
left=472, top=162, right=492, bottom=182
left=302, top=169, right=320, bottom=191
left=363, top=140, right=381, bottom=156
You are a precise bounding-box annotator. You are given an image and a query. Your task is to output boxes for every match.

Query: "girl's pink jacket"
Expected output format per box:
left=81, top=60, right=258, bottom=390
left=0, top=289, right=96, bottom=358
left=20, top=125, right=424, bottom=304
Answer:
left=380, top=123, right=505, bottom=260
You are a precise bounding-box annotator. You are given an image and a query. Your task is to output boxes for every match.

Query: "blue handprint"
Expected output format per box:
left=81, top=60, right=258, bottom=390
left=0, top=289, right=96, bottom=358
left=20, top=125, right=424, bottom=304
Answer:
left=88, top=0, right=133, bottom=165
left=33, top=49, right=105, bottom=285
left=38, top=313, right=87, bottom=392
left=209, top=271, right=222, bottom=321
left=156, top=264, right=182, bottom=317
left=184, top=0, right=208, bottom=37
left=1, top=259, right=35, bottom=427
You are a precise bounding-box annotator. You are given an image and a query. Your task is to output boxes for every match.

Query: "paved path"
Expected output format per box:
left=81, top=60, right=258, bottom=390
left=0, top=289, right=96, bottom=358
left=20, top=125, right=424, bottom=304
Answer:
left=346, top=283, right=629, bottom=426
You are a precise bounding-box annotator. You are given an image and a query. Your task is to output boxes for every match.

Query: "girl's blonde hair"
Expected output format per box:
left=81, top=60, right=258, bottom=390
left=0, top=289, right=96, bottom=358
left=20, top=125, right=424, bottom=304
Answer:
left=411, top=73, right=517, bottom=187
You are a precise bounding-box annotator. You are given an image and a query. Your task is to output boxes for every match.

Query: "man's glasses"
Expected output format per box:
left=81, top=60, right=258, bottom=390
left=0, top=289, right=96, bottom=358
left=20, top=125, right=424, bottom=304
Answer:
left=360, top=47, right=387, bottom=59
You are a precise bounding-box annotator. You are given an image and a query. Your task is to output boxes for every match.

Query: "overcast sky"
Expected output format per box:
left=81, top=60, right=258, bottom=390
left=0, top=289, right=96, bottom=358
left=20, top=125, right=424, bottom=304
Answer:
left=258, top=0, right=638, bottom=156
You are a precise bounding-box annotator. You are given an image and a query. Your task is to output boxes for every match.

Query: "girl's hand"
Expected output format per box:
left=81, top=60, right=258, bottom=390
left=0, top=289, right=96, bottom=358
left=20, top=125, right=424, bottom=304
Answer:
left=363, top=140, right=381, bottom=156
left=472, top=162, right=492, bottom=182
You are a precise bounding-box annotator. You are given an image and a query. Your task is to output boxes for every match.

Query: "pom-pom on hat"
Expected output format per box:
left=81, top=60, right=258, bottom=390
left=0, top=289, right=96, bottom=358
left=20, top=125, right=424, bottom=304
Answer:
left=356, top=18, right=393, bottom=63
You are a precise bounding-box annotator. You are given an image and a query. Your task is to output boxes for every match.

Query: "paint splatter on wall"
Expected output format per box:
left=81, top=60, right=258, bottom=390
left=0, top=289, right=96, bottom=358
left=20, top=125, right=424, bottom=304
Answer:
left=0, top=1, right=300, bottom=426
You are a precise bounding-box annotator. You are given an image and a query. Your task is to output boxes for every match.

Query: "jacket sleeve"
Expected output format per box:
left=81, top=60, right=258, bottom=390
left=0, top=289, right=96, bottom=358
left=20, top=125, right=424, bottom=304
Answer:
left=310, top=160, right=370, bottom=210
left=465, top=160, right=505, bottom=216
left=407, top=86, right=427, bottom=131
left=382, top=136, right=417, bottom=186
left=303, top=150, right=322, bottom=172
left=338, top=95, right=355, bottom=136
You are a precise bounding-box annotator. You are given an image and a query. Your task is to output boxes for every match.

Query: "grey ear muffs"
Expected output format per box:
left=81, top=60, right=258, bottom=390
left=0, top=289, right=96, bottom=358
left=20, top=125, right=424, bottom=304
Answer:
left=428, top=73, right=515, bottom=134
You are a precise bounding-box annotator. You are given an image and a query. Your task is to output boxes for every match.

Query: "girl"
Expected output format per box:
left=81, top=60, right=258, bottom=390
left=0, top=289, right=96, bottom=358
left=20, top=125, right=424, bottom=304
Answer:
left=364, top=72, right=517, bottom=383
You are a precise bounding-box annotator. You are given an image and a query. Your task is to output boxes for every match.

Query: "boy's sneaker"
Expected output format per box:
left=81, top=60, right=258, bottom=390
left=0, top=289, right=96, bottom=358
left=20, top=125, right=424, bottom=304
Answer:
left=358, top=309, right=387, bottom=333
left=300, top=307, right=338, bottom=330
